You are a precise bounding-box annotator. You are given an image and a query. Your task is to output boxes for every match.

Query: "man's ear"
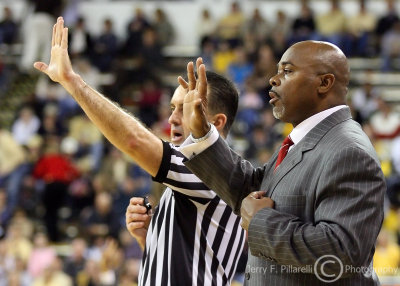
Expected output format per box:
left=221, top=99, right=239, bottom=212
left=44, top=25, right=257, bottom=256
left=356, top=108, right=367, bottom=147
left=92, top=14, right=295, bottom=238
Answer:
left=317, top=73, right=335, bottom=94
left=210, top=113, right=227, bottom=134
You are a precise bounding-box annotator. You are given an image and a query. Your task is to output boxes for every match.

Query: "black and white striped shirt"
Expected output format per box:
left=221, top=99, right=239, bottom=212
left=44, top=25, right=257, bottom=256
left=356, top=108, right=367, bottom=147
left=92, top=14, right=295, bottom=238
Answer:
left=138, top=141, right=245, bottom=286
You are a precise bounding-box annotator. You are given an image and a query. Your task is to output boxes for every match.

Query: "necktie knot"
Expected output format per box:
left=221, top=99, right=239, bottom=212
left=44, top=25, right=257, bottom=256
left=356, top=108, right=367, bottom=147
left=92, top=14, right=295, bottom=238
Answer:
left=275, top=136, right=294, bottom=170
left=282, top=136, right=294, bottom=147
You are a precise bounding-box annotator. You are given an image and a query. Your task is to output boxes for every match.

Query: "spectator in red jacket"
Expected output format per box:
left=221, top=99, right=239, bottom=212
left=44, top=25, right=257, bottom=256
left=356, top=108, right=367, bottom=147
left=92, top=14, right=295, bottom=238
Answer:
left=33, top=137, right=80, bottom=241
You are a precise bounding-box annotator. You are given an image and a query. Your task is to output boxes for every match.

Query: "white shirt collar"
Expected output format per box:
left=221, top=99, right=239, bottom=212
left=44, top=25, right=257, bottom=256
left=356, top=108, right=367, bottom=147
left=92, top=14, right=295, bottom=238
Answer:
left=289, top=105, right=347, bottom=146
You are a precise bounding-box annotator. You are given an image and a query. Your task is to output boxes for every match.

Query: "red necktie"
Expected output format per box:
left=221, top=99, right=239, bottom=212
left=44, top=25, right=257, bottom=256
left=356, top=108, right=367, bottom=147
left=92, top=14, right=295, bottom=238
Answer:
left=275, top=136, right=294, bottom=170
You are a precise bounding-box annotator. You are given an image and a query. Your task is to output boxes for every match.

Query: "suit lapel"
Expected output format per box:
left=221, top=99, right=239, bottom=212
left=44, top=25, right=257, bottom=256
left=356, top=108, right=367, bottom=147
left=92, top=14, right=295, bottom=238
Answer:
left=264, top=107, right=353, bottom=197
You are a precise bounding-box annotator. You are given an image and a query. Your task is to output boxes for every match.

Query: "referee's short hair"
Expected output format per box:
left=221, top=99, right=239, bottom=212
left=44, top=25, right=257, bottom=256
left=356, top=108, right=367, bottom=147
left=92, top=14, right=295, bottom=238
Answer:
left=204, top=71, right=239, bottom=136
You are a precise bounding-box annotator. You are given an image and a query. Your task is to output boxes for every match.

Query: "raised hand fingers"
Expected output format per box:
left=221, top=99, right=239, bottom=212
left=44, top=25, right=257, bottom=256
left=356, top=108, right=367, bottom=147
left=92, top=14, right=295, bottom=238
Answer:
left=195, top=58, right=203, bottom=80
left=55, top=17, right=64, bottom=46
left=178, top=76, right=189, bottom=90
left=187, top=61, right=196, bottom=91
left=196, top=57, right=203, bottom=69
left=185, top=58, right=205, bottom=92
left=197, top=64, right=207, bottom=102
left=52, top=24, right=56, bottom=47
left=195, top=57, right=204, bottom=89
left=62, top=27, right=68, bottom=49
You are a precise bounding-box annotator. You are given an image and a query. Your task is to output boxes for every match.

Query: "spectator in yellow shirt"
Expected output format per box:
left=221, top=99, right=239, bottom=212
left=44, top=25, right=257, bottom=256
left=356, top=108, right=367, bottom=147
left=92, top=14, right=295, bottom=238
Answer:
left=373, top=229, right=400, bottom=276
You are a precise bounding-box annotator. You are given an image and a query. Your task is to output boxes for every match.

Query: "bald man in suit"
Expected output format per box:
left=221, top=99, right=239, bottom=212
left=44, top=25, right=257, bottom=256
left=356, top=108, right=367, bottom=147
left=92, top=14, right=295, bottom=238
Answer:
left=178, top=41, right=386, bottom=285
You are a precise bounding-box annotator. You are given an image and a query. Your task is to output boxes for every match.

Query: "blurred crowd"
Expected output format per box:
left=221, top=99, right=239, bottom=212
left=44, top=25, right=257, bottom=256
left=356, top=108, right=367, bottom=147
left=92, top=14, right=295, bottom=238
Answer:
left=1, top=0, right=400, bottom=285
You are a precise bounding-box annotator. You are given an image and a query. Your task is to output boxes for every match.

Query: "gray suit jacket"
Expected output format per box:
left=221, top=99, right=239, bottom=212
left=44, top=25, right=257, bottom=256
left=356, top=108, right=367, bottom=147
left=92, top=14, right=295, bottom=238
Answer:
left=185, top=107, right=385, bottom=285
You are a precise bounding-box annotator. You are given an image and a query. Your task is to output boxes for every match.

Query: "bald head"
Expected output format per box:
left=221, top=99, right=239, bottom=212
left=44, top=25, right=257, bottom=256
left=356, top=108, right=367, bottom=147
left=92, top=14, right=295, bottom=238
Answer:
left=269, top=40, right=350, bottom=125
left=289, top=41, right=350, bottom=100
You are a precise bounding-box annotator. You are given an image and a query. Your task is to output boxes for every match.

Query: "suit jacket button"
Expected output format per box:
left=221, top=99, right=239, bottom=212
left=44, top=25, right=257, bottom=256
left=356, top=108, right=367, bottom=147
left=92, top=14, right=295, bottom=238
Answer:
left=245, top=272, right=250, bottom=280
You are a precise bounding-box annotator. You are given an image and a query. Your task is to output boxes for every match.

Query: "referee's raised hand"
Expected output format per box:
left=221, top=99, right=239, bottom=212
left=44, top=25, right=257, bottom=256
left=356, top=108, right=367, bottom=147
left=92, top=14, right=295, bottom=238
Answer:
left=33, top=16, right=79, bottom=93
left=126, top=197, right=152, bottom=250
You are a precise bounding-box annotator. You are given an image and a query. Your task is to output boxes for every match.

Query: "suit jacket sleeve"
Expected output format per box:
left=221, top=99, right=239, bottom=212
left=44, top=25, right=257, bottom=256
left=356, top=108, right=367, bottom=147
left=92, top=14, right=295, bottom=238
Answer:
left=248, top=145, right=385, bottom=273
left=184, top=136, right=268, bottom=214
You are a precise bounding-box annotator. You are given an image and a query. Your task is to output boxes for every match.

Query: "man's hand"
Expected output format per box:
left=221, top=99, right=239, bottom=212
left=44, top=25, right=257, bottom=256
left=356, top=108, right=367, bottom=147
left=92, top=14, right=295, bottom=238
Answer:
left=240, top=191, right=274, bottom=230
left=179, top=57, right=210, bottom=139
left=33, top=17, right=77, bottom=85
left=126, top=197, right=152, bottom=250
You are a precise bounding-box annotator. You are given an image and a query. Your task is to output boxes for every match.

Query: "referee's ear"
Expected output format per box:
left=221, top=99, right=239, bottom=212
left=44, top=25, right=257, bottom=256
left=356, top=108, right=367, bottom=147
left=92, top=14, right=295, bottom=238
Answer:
left=209, top=113, right=227, bottom=137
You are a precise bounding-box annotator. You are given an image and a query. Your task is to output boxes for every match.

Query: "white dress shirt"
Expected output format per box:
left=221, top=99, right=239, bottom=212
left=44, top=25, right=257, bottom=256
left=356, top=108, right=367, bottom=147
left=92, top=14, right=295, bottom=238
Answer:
left=180, top=105, right=347, bottom=158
